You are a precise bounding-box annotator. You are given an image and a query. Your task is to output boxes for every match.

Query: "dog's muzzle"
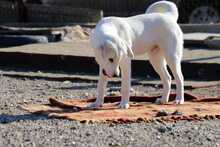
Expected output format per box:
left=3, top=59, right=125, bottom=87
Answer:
left=102, top=69, right=108, bottom=77
left=102, top=69, right=118, bottom=78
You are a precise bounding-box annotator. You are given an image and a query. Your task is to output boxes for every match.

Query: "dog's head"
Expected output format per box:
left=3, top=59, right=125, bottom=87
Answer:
left=94, top=36, right=134, bottom=78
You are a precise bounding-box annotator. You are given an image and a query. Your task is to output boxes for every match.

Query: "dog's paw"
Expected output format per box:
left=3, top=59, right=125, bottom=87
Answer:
left=174, top=99, right=184, bottom=105
left=155, top=98, right=168, bottom=105
left=87, top=101, right=103, bottom=109
left=174, top=96, right=184, bottom=105
left=118, top=102, right=129, bottom=109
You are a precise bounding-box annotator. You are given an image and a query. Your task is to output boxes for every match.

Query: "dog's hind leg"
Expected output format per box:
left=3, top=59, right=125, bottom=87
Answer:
left=148, top=47, right=172, bottom=104
left=159, top=29, right=184, bottom=104
left=166, top=55, right=184, bottom=104
left=163, top=37, right=184, bottom=104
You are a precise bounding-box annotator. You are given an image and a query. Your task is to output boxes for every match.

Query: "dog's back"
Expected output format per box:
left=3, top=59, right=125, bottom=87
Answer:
left=145, top=1, right=178, bottom=22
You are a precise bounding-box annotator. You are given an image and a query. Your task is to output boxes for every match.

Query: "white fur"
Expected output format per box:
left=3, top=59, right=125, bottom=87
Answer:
left=89, top=1, right=184, bottom=109
left=146, top=1, right=179, bottom=22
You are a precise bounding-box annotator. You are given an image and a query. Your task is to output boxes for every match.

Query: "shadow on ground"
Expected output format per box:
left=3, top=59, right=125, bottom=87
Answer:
left=0, top=113, right=49, bottom=124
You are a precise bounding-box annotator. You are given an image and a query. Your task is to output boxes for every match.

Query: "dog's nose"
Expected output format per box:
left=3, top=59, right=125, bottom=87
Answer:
left=113, top=73, right=118, bottom=77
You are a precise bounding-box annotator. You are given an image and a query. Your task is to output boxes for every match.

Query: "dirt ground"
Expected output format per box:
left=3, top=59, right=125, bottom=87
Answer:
left=0, top=69, right=219, bottom=147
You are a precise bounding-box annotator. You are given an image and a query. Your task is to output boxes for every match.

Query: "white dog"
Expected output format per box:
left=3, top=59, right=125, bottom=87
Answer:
left=89, top=1, right=184, bottom=109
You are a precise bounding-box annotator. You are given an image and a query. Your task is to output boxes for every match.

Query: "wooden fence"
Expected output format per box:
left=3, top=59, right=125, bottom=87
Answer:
left=1, top=0, right=220, bottom=23
left=43, top=0, right=150, bottom=16
left=25, top=4, right=102, bottom=23
left=0, top=1, right=20, bottom=22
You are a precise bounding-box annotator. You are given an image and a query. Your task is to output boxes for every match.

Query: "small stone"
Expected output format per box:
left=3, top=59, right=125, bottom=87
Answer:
left=84, top=92, right=89, bottom=97
left=108, top=87, right=120, bottom=92
left=172, top=110, right=183, bottom=116
left=144, top=119, right=150, bottom=123
left=37, top=71, right=42, bottom=74
left=156, top=110, right=169, bottom=117
left=70, top=126, right=76, bottom=130
left=137, top=117, right=144, bottom=122
left=166, top=126, right=172, bottom=131
left=36, top=84, right=41, bottom=87
left=23, top=99, right=28, bottom=104
left=193, top=126, right=198, bottom=130
left=156, top=119, right=166, bottom=124
left=129, top=136, right=134, bottom=141
left=215, top=115, right=220, bottom=119
left=209, top=115, right=215, bottom=120
left=71, top=141, right=76, bottom=145
left=154, top=84, right=159, bottom=88
left=130, top=88, right=135, bottom=93
left=157, top=126, right=167, bottom=133
left=109, top=142, right=122, bottom=147
left=109, top=123, right=115, bottom=127
left=204, top=115, right=215, bottom=120
left=63, top=80, right=71, bottom=84
left=80, top=120, right=87, bottom=124
left=88, top=120, right=94, bottom=124
left=108, top=91, right=120, bottom=96
left=207, top=135, right=213, bottom=141
left=88, top=144, right=93, bottom=147
left=86, top=132, right=92, bottom=136
left=195, top=108, right=203, bottom=112
left=36, top=99, right=42, bottom=103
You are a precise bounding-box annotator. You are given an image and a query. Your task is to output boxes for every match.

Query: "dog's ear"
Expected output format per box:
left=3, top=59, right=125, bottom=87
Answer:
left=103, top=40, right=118, bottom=57
left=119, top=39, right=134, bottom=58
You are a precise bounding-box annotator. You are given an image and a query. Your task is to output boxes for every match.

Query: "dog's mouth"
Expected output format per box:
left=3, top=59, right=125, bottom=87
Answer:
left=102, top=69, right=111, bottom=78
left=102, top=69, right=120, bottom=78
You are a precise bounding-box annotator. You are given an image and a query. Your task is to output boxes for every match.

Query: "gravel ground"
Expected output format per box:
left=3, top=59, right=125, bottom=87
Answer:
left=0, top=73, right=220, bottom=147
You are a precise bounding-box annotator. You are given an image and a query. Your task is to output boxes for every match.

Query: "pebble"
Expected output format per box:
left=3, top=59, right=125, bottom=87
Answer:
left=130, top=88, right=135, bottom=93
left=156, top=110, right=169, bottom=117
left=85, top=132, right=92, bottom=136
left=109, top=142, right=122, bottom=147
left=83, top=92, right=89, bottom=97
left=193, top=126, right=198, bottom=130
left=206, top=135, right=213, bottom=141
left=157, top=126, right=167, bottom=133
left=172, top=110, right=183, bottom=116
left=23, top=99, right=28, bottom=104
left=71, top=141, right=76, bottom=145
left=156, top=135, right=161, bottom=139
left=63, top=80, right=71, bottom=84
left=108, top=87, right=120, bottom=92
left=108, top=91, right=120, bottom=96
left=195, top=108, right=204, bottom=112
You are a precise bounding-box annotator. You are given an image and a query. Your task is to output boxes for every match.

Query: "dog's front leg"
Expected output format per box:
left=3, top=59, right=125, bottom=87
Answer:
left=87, top=68, right=108, bottom=108
left=119, top=56, right=131, bottom=109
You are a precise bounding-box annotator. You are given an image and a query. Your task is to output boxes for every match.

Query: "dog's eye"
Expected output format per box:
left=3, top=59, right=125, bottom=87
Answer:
left=109, top=58, right=114, bottom=63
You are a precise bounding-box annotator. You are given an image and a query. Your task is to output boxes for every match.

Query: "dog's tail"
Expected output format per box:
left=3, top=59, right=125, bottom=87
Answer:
left=145, top=1, right=179, bottom=22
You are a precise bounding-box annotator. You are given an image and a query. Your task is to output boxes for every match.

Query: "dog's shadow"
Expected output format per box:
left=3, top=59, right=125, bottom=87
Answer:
left=0, top=113, right=49, bottom=124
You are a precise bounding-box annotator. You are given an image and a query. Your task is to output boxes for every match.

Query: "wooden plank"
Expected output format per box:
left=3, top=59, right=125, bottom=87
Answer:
left=180, top=24, right=220, bottom=33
